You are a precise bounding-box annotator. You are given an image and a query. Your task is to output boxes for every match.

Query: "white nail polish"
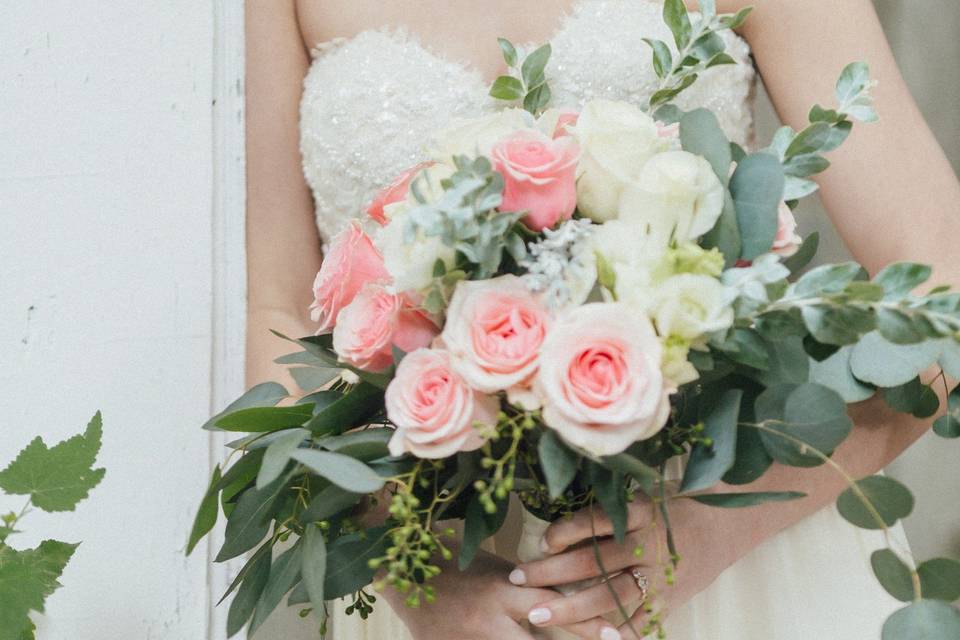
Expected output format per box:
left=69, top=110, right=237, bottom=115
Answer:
left=508, top=568, right=526, bottom=585
left=528, top=608, right=552, bottom=625
left=600, top=628, right=622, bottom=640
left=539, top=536, right=551, bottom=555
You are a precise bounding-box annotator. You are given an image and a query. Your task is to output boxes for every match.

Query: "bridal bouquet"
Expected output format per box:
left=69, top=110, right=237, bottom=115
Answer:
left=189, top=2, right=960, bottom=638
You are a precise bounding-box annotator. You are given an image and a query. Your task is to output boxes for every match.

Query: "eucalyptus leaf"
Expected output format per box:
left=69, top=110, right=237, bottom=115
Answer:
left=849, top=332, right=942, bottom=388
left=881, top=600, right=960, bottom=640
left=588, top=462, right=627, bottom=543
left=216, top=474, right=290, bottom=562
left=781, top=232, right=820, bottom=274
left=302, top=524, right=327, bottom=622
left=304, top=381, right=383, bottom=437
left=538, top=431, right=579, bottom=499
left=290, top=449, right=385, bottom=493
left=874, top=263, right=932, bottom=299
left=680, top=109, right=731, bottom=183
left=933, top=386, right=960, bottom=439
left=460, top=495, right=509, bottom=570
left=917, top=557, right=960, bottom=602
left=871, top=548, right=915, bottom=602
left=203, top=382, right=288, bottom=431
left=681, top=390, right=741, bottom=493
left=215, top=405, right=315, bottom=433
left=690, top=491, right=805, bottom=508
left=323, top=527, right=390, bottom=600
left=729, top=153, right=785, bottom=260
left=250, top=542, right=303, bottom=635
left=497, top=37, right=518, bottom=67
left=256, top=429, right=308, bottom=490
left=520, top=43, right=551, bottom=88
left=489, top=76, right=524, bottom=101
left=187, top=464, right=222, bottom=556
left=226, top=550, right=271, bottom=637
left=808, top=346, right=875, bottom=403
left=300, top=484, right=363, bottom=523
left=755, top=383, right=852, bottom=467
left=837, top=475, right=914, bottom=530
left=662, top=0, right=692, bottom=49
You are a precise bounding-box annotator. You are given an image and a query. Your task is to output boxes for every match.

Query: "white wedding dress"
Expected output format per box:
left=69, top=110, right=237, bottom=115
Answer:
left=298, top=1, right=906, bottom=638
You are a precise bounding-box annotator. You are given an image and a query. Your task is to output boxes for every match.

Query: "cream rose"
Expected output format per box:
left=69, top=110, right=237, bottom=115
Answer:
left=386, top=349, right=500, bottom=459
left=618, top=150, right=725, bottom=247
left=536, top=303, right=672, bottom=456
left=441, top=275, right=551, bottom=393
left=375, top=209, right=456, bottom=294
left=573, top=99, right=669, bottom=222
left=431, top=109, right=533, bottom=162
left=650, top=273, right=734, bottom=342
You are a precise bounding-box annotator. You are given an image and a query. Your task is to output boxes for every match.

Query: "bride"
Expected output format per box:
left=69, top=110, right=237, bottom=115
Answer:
left=244, top=1, right=960, bottom=638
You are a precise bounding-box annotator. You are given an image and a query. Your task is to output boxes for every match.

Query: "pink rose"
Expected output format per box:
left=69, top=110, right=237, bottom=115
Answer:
left=536, top=303, right=672, bottom=456
left=386, top=348, right=500, bottom=459
left=772, top=202, right=802, bottom=257
left=309, top=222, right=390, bottom=333
left=441, top=275, right=550, bottom=393
left=365, top=161, right=432, bottom=225
left=552, top=111, right=579, bottom=139
left=491, top=129, right=580, bottom=231
left=332, top=284, right=439, bottom=372
left=656, top=121, right=680, bottom=139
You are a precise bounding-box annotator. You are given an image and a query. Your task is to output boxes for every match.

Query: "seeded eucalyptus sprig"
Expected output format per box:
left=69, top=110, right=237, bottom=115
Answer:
left=644, top=0, right=753, bottom=112
left=489, top=39, right=553, bottom=115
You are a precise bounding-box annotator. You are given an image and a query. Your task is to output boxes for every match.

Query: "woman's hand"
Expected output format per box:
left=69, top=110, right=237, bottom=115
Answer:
left=508, top=499, right=731, bottom=639
left=390, top=545, right=622, bottom=640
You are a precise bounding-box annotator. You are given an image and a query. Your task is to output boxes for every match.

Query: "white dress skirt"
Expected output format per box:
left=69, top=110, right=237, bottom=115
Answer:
left=295, top=2, right=907, bottom=637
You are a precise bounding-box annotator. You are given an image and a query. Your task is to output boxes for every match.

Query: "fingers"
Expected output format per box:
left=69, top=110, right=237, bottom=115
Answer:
left=543, top=501, right=653, bottom=554
left=513, top=538, right=640, bottom=588
left=527, top=572, right=641, bottom=633
left=502, top=584, right=564, bottom=621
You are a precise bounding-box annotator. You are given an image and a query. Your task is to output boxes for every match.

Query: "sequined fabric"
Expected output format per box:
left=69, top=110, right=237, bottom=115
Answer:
left=299, top=0, right=755, bottom=245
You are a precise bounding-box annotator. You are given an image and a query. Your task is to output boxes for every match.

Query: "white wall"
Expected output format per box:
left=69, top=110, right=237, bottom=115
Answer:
left=0, top=3, right=244, bottom=638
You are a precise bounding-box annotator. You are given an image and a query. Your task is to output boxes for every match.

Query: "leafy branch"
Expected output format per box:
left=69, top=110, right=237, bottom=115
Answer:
left=644, top=0, right=753, bottom=112
left=0, top=412, right=105, bottom=640
left=489, top=39, right=553, bottom=115
left=768, top=61, right=878, bottom=201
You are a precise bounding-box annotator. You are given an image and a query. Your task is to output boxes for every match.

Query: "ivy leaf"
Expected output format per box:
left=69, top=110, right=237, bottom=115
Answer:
left=0, top=540, right=78, bottom=640
left=0, top=413, right=105, bottom=512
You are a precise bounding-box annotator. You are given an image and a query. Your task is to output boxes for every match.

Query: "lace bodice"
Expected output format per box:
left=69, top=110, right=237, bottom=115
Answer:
left=300, top=0, right=755, bottom=244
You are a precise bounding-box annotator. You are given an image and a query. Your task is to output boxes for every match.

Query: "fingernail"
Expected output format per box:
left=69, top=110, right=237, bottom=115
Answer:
left=528, top=607, right=552, bottom=625
left=601, top=628, right=622, bottom=640
left=539, top=536, right=551, bottom=555
left=508, top=568, right=526, bottom=585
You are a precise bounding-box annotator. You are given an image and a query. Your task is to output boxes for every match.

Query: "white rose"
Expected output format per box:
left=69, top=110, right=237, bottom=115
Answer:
left=573, top=99, right=669, bottom=222
left=431, top=109, right=533, bottom=162
left=375, top=208, right=456, bottom=293
left=650, top=273, right=734, bottom=342
left=618, top=150, right=725, bottom=246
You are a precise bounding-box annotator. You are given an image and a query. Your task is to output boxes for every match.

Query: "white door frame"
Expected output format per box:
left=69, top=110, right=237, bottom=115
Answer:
left=208, top=3, right=247, bottom=639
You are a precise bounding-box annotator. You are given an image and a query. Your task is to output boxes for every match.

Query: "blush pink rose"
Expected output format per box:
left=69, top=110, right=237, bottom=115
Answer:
left=386, top=348, right=500, bottom=459
left=309, top=222, right=390, bottom=334
left=552, top=111, right=580, bottom=139
left=332, top=283, right=439, bottom=372
left=772, top=202, right=803, bottom=257
left=441, top=275, right=550, bottom=393
left=491, top=129, right=580, bottom=231
left=365, top=161, right=433, bottom=225
left=535, top=303, right=672, bottom=456
left=656, top=121, right=680, bottom=139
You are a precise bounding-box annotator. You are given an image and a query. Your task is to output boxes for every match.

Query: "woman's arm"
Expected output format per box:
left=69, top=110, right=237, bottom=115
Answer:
left=516, top=1, right=960, bottom=633
left=245, top=0, right=321, bottom=390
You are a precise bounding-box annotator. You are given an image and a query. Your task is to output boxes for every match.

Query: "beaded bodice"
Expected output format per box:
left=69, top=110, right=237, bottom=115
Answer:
left=300, top=0, right=755, bottom=244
